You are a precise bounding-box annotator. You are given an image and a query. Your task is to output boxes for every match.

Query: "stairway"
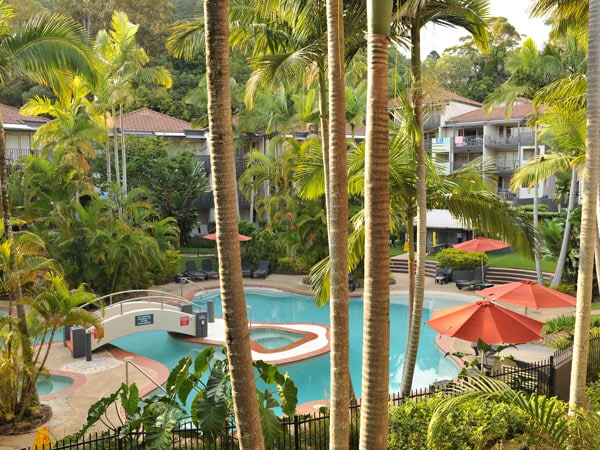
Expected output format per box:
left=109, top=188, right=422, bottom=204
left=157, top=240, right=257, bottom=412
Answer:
left=390, top=258, right=552, bottom=285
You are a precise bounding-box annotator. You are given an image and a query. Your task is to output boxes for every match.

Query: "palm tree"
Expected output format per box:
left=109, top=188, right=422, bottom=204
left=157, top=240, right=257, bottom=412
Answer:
left=359, top=1, right=394, bottom=448
left=202, top=0, right=264, bottom=447
left=0, top=3, right=96, bottom=421
left=91, top=10, right=172, bottom=196
left=20, top=76, right=107, bottom=177
left=325, top=0, right=351, bottom=446
left=392, top=0, right=491, bottom=397
left=570, top=0, right=600, bottom=413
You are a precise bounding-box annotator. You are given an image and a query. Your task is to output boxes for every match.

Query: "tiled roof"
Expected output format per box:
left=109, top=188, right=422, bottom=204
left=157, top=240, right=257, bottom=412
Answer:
left=3, top=104, right=48, bottom=125
left=116, top=108, right=199, bottom=133
left=390, top=88, right=482, bottom=109
left=446, top=99, right=537, bottom=124
left=424, top=87, right=482, bottom=108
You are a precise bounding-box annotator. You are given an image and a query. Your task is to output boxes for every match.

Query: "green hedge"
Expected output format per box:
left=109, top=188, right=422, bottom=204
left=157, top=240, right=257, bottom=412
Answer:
left=436, top=248, right=487, bottom=270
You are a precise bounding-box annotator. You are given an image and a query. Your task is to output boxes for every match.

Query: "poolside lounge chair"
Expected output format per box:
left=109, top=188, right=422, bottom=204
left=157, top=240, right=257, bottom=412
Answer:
left=253, top=260, right=270, bottom=278
left=348, top=273, right=357, bottom=292
left=201, top=259, right=219, bottom=279
left=183, top=260, right=208, bottom=281
left=455, top=266, right=493, bottom=290
left=241, top=257, right=253, bottom=278
left=434, top=267, right=453, bottom=284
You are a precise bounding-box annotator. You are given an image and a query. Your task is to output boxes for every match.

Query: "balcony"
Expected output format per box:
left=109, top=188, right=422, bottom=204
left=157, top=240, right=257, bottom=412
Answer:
left=452, top=136, right=483, bottom=149
left=486, top=131, right=535, bottom=148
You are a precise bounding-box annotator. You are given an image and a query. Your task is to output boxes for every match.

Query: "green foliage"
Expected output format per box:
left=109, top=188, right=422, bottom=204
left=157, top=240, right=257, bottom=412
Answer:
left=275, top=257, right=307, bottom=274
left=152, top=249, right=180, bottom=284
left=388, top=394, right=528, bottom=449
left=586, top=379, right=600, bottom=411
left=543, top=314, right=576, bottom=334
left=71, top=347, right=297, bottom=447
left=436, top=248, right=487, bottom=270
left=552, top=283, right=576, bottom=295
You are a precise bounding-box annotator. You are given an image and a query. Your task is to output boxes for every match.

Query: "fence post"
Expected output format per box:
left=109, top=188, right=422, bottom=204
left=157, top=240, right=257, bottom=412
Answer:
left=548, top=355, right=555, bottom=397
left=294, top=414, right=300, bottom=450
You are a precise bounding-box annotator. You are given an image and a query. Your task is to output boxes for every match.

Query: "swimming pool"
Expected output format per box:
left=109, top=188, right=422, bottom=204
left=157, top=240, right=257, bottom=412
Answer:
left=112, top=288, right=468, bottom=405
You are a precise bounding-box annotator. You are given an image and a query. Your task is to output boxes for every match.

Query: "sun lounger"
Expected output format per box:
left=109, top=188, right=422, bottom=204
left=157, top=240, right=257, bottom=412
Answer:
left=183, top=260, right=208, bottom=281
left=201, top=259, right=219, bottom=279
left=455, top=266, right=493, bottom=290
left=241, top=257, right=253, bottom=277
left=253, top=260, right=270, bottom=278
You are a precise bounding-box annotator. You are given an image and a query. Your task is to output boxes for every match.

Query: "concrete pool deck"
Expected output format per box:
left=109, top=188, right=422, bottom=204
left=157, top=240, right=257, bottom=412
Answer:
left=0, top=269, right=575, bottom=450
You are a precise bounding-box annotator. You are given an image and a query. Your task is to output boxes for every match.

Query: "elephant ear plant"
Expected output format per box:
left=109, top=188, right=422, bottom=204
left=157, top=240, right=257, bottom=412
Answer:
left=67, top=346, right=298, bottom=449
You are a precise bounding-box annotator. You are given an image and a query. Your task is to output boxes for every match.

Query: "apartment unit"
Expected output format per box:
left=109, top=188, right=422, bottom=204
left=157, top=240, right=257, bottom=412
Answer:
left=2, top=104, right=48, bottom=165
left=424, top=96, right=553, bottom=205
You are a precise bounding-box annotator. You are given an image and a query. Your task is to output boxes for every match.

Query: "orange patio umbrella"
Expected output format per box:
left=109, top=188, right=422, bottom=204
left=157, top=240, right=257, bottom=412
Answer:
left=453, top=237, right=510, bottom=252
left=475, top=280, right=576, bottom=310
left=202, top=232, right=252, bottom=242
left=426, top=300, right=544, bottom=344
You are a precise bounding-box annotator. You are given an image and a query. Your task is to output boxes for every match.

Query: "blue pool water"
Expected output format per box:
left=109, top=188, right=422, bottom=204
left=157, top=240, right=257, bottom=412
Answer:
left=112, top=288, right=467, bottom=404
left=38, top=375, right=74, bottom=395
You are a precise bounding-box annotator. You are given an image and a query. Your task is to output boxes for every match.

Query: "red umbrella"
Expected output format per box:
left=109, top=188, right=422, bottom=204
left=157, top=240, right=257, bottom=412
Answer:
left=426, top=300, right=544, bottom=344
left=202, top=232, right=252, bottom=242
left=453, top=237, right=510, bottom=252
left=475, top=280, right=576, bottom=309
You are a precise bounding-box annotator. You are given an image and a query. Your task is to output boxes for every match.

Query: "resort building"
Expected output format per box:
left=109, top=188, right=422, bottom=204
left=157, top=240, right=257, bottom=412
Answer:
left=3, top=104, right=48, bottom=166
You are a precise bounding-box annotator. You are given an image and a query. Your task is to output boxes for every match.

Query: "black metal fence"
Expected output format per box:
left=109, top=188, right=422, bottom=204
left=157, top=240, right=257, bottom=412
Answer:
left=25, top=330, right=600, bottom=450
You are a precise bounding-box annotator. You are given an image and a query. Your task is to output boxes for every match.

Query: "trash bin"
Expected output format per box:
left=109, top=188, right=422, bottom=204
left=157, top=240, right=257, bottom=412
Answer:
left=71, top=326, right=87, bottom=358
left=206, top=299, right=214, bottom=323
left=196, top=311, right=208, bottom=338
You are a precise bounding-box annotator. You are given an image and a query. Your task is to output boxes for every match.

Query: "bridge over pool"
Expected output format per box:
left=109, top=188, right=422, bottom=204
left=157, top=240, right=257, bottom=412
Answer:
left=64, top=290, right=212, bottom=359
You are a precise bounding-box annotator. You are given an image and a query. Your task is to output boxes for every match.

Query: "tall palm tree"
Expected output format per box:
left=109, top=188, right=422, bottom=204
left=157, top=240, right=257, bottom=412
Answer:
left=325, top=0, right=350, bottom=446
left=392, top=0, right=491, bottom=397
left=91, top=10, right=172, bottom=195
left=359, top=1, right=394, bottom=448
left=203, top=0, right=264, bottom=447
left=570, top=0, right=599, bottom=413
left=0, top=3, right=96, bottom=420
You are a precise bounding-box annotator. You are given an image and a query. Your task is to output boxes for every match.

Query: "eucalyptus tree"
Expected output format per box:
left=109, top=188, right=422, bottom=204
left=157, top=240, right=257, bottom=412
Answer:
left=0, top=2, right=96, bottom=422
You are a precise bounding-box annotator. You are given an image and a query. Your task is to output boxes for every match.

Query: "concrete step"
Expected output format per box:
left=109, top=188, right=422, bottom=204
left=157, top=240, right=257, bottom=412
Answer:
left=390, top=258, right=552, bottom=285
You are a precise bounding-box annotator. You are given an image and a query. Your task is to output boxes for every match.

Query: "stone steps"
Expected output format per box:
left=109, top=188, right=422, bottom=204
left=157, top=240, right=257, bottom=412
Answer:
left=390, top=258, right=552, bottom=284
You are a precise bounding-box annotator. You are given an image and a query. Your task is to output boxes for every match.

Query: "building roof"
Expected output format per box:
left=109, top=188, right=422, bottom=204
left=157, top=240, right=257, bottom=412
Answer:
left=426, top=209, right=467, bottom=230
left=2, top=104, right=48, bottom=130
left=116, top=108, right=203, bottom=135
left=445, top=98, right=537, bottom=125
left=424, top=87, right=483, bottom=108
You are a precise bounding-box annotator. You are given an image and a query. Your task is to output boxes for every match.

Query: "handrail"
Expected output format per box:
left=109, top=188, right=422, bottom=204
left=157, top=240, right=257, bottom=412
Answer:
left=125, top=359, right=167, bottom=394
left=179, top=277, right=206, bottom=298
left=247, top=305, right=252, bottom=329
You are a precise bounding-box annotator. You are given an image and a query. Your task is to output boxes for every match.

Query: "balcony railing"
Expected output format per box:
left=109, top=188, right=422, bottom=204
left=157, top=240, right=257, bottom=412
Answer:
left=486, top=131, right=535, bottom=148
left=452, top=136, right=483, bottom=148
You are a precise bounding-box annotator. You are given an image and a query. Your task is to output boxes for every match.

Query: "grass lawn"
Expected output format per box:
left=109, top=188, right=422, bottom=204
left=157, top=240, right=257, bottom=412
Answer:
left=486, top=252, right=557, bottom=273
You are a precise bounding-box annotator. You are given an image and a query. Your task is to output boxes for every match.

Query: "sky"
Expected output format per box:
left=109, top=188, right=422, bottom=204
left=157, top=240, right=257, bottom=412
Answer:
left=420, top=0, right=552, bottom=56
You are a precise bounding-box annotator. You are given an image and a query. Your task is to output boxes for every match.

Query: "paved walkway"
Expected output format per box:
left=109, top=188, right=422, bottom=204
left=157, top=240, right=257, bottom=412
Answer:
left=0, top=270, right=575, bottom=450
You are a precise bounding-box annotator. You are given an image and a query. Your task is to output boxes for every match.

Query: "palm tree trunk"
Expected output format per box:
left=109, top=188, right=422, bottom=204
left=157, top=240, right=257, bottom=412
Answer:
left=569, top=0, right=600, bottom=412
left=533, top=125, right=544, bottom=283
left=204, top=0, right=264, bottom=446
left=325, top=0, right=350, bottom=447
left=551, top=166, right=578, bottom=286
left=401, top=23, right=427, bottom=397
left=120, top=104, right=127, bottom=195
left=359, top=2, right=393, bottom=447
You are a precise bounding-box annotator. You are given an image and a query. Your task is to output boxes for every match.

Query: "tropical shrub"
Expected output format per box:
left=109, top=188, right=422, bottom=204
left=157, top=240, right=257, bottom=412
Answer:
left=388, top=394, right=528, bottom=449
left=69, top=347, right=297, bottom=448
left=543, top=314, right=576, bottom=334
left=436, top=248, right=487, bottom=270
